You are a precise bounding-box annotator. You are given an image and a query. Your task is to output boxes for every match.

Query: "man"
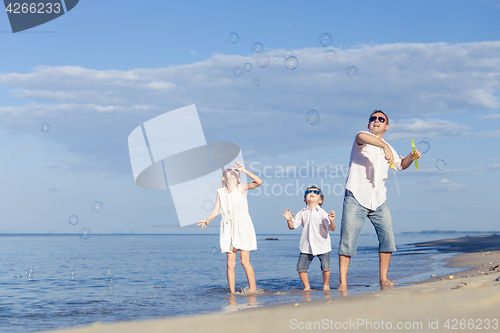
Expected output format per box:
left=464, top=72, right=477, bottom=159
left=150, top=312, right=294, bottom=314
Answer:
left=338, top=110, right=421, bottom=291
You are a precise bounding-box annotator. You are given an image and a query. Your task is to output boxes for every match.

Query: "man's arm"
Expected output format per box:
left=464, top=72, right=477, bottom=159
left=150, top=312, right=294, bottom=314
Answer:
left=401, top=151, right=421, bottom=170
left=356, top=132, right=394, bottom=165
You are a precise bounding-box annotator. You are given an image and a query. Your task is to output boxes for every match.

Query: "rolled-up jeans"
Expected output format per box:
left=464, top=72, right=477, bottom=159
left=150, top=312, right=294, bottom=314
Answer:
left=338, top=190, right=396, bottom=256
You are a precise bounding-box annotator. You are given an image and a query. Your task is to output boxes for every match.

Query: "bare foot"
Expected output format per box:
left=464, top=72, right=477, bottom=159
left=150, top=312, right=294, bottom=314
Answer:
left=337, top=283, right=347, bottom=291
left=323, top=285, right=330, bottom=291
left=302, top=287, right=311, bottom=291
left=380, top=279, right=398, bottom=286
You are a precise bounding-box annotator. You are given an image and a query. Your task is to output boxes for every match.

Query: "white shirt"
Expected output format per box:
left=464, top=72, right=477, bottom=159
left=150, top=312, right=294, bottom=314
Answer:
left=345, top=131, right=403, bottom=210
left=292, top=206, right=332, bottom=255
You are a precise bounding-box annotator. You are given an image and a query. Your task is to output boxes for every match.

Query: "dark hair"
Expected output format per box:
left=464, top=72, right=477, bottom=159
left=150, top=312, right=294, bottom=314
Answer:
left=304, top=185, right=324, bottom=206
left=370, top=110, right=389, bottom=125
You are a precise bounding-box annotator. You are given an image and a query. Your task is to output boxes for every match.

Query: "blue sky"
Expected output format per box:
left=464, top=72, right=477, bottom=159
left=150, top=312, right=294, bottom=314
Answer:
left=0, top=0, right=499, bottom=234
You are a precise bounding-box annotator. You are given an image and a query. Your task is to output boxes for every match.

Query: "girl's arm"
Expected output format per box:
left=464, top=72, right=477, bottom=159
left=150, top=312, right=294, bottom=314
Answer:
left=235, top=161, right=262, bottom=191
left=196, top=194, right=220, bottom=229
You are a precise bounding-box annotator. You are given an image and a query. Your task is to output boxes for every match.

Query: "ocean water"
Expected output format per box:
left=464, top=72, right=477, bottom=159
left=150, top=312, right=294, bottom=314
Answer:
left=0, top=232, right=487, bottom=332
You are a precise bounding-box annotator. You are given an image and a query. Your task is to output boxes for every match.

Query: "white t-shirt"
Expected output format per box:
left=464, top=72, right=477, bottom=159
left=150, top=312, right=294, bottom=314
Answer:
left=345, top=131, right=403, bottom=210
left=292, top=205, right=332, bottom=255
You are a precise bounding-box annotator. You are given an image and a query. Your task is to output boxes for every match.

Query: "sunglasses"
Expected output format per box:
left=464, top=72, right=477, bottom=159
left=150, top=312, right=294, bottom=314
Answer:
left=305, top=189, right=321, bottom=195
left=369, top=116, right=386, bottom=123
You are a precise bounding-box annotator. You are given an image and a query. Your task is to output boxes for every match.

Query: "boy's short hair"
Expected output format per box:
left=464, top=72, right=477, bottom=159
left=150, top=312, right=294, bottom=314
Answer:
left=370, top=110, right=389, bottom=125
left=305, top=185, right=324, bottom=206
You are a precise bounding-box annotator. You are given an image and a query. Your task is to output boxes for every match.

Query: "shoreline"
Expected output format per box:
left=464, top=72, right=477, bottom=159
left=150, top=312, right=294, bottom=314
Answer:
left=48, top=234, right=500, bottom=333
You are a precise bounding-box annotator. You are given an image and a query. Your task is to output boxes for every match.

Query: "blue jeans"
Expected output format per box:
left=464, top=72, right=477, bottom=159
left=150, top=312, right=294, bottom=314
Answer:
left=338, top=190, right=396, bottom=256
left=297, top=252, right=331, bottom=272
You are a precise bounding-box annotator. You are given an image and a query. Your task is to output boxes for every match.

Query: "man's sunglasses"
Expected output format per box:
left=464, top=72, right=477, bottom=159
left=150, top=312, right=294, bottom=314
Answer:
left=305, top=189, right=321, bottom=195
left=369, top=116, right=386, bottom=123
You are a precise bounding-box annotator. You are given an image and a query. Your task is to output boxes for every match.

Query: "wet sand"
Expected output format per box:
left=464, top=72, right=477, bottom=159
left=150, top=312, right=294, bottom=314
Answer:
left=49, top=235, right=500, bottom=333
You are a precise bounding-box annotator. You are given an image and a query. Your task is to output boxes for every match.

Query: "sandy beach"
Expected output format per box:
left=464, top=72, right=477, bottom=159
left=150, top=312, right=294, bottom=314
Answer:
left=49, top=235, right=500, bottom=333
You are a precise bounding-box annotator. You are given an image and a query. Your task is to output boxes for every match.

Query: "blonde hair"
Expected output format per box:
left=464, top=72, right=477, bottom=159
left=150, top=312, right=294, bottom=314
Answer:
left=221, top=166, right=241, bottom=188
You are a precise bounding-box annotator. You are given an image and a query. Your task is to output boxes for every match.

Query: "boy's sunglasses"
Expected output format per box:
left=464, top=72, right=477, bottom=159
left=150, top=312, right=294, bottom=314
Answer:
left=305, top=189, right=321, bottom=195
left=369, top=116, right=386, bottom=123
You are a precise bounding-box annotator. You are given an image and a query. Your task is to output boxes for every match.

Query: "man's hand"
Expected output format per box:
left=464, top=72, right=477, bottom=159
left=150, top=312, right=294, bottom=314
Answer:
left=383, top=145, right=394, bottom=166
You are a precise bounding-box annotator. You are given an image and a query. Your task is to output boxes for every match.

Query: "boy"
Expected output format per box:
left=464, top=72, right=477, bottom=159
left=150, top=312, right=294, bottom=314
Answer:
left=282, top=186, right=336, bottom=290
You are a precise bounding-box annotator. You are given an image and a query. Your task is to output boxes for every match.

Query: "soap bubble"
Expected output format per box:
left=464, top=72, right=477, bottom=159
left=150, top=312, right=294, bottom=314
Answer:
left=252, top=42, right=263, bottom=54
left=25, top=267, right=35, bottom=280
left=346, top=66, right=358, bottom=77
left=282, top=49, right=294, bottom=60
left=273, top=55, right=279, bottom=62
left=417, top=140, right=430, bottom=153
left=153, top=281, right=167, bottom=289
left=306, top=110, right=320, bottom=125
left=392, top=169, right=400, bottom=195
left=209, top=267, right=221, bottom=280
left=210, top=182, right=220, bottom=195
left=256, top=54, right=270, bottom=68
left=233, top=67, right=243, bottom=76
left=324, top=49, right=336, bottom=61
left=253, top=79, right=260, bottom=86
left=41, top=122, right=50, bottom=133
left=92, top=201, right=103, bottom=213
left=103, top=267, right=115, bottom=279
left=68, top=215, right=79, bottom=226
left=228, top=32, right=239, bottom=44
left=243, top=63, right=252, bottom=72
left=211, top=246, right=218, bottom=255
left=284, top=56, right=299, bottom=70
left=419, top=137, right=430, bottom=143
left=79, top=227, right=92, bottom=240
left=319, top=33, right=332, bottom=47
left=70, top=270, right=76, bottom=279
left=436, top=159, right=447, bottom=171
left=202, top=199, right=214, bottom=211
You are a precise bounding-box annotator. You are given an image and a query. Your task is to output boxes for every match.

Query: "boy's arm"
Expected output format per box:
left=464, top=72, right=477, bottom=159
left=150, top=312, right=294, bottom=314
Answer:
left=282, top=208, right=295, bottom=230
left=328, top=210, right=336, bottom=231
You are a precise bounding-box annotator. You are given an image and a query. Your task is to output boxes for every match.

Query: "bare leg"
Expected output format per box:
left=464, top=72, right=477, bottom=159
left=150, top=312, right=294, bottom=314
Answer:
left=338, top=255, right=351, bottom=290
left=226, top=248, right=237, bottom=293
left=322, top=270, right=331, bottom=290
left=298, top=272, right=311, bottom=290
left=379, top=252, right=397, bottom=286
left=239, top=250, right=256, bottom=292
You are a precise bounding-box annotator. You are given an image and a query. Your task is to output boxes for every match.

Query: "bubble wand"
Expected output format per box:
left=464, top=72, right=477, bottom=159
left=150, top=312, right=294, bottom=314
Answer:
left=411, top=139, right=419, bottom=170
left=389, top=162, right=400, bottom=194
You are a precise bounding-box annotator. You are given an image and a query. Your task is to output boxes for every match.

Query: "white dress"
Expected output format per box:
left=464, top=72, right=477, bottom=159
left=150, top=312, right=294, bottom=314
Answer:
left=218, top=185, right=257, bottom=253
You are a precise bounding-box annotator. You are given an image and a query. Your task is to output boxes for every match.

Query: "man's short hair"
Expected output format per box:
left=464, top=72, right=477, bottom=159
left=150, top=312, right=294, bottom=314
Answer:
left=370, top=110, right=389, bottom=125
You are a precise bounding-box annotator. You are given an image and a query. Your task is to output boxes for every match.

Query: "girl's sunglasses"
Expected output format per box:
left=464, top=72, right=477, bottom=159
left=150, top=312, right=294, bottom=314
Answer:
left=369, top=116, right=386, bottom=123
left=305, top=189, right=321, bottom=195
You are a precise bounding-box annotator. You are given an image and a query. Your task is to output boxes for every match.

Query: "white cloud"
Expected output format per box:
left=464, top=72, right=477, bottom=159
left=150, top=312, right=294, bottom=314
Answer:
left=418, top=179, right=467, bottom=191
left=480, top=113, right=500, bottom=119
left=386, top=118, right=470, bottom=140
left=0, top=41, right=499, bottom=170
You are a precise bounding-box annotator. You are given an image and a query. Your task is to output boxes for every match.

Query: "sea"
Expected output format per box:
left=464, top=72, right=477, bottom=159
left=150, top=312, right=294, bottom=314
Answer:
left=0, top=232, right=491, bottom=333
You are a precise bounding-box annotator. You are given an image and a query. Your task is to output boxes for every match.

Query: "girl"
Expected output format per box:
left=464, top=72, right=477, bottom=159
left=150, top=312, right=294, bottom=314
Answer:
left=197, top=161, right=262, bottom=293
